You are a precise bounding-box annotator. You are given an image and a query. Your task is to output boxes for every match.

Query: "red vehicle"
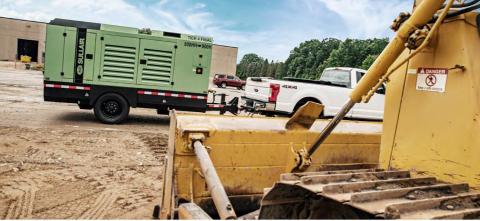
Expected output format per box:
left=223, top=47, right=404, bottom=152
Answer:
left=213, top=74, right=246, bottom=90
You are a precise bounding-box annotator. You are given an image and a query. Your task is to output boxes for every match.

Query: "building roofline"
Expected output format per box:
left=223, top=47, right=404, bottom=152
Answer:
left=0, top=17, right=239, bottom=49
left=213, top=44, right=238, bottom=49
left=0, top=16, right=46, bottom=24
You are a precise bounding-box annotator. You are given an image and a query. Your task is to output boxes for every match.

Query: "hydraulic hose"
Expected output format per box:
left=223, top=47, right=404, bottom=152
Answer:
left=446, top=3, right=480, bottom=18
left=441, top=0, right=480, bottom=8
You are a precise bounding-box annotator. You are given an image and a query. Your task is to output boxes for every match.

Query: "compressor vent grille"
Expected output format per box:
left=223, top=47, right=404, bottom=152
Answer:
left=140, top=48, right=173, bottom=84
left=102, top=44, right=137, bottom=81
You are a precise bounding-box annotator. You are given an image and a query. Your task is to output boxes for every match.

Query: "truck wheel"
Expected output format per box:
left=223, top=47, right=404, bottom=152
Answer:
left=221, top=82, right=227, bottom=88
left=238, top=85, right=245, bottom=90
left=94, top=93, right=130, bottom=124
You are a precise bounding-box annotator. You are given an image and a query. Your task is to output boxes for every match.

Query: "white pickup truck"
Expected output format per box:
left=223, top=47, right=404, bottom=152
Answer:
left=242, top=67, right=385, bottom=120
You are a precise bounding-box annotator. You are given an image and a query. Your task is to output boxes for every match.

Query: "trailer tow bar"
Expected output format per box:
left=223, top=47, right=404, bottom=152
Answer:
left=207, top=92, right=239, bottom=115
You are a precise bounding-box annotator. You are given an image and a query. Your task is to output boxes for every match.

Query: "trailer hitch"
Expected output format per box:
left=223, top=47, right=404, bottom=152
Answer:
left=207, top=91, right=239, bottom=115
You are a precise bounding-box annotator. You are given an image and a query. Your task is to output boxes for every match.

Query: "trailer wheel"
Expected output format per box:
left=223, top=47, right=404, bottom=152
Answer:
left=94, top=93, right=130, bottom=124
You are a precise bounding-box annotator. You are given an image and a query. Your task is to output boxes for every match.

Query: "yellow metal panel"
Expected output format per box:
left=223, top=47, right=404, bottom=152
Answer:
left=380, top=13, right=480, bottom=188
left=161, top=111, right=382, bottom=218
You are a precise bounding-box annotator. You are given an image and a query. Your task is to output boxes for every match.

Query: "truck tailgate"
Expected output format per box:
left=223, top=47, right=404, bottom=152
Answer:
left=245, top=78, right=271, bottom=102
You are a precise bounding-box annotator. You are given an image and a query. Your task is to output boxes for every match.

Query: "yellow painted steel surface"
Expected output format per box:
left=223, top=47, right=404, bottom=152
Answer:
left=159, top=2, right=480, bottom=219
left=380, top=13, right=480, bottom=189
left=160, top=111, right=382, bottom=219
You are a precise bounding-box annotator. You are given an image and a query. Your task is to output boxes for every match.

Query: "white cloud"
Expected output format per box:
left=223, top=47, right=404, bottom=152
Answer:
left=0, top=0, right=415, bottom=61
left=317, top=0, right=412, bottom=38
left=0, top=0, right=256, bottom=58
left=0, top=0, right=153, bottom=27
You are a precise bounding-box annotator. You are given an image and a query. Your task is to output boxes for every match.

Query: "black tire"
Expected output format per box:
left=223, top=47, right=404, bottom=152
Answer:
left=238, top=85, right=245, bottom=90
left=221, top=82, right=227, bottom=88
left=94, top=93, right=130, bottom=124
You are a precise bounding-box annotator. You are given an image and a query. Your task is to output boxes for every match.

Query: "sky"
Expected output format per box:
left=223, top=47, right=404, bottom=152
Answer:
left=0, top=0, right=412, bottom=62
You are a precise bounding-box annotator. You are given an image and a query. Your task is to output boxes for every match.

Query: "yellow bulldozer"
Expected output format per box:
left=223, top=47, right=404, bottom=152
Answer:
left=155, top=0, right=480, bottom=219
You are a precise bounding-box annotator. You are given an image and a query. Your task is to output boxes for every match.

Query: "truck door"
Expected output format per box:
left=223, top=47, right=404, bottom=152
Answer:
left=352, top=71, right=385, bottom=119
left=98, top=35, right=139, bottom=84
left=317, top=69, right=354, bottom=117
left=226, top=75, right=235, bottom=87
left=136, top=39, right=176, bottom=89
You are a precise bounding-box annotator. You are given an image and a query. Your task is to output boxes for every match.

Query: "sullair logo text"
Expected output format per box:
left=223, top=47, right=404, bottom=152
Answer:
left=76, top=38, right=85, bottom=75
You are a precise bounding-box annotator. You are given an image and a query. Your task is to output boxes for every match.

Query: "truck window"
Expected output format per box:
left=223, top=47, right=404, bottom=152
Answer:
left=356, top=71, right=366, bottom=82
left=319, top=70, right=351, bottom=88
left=227, top=75, right=235, bottom=80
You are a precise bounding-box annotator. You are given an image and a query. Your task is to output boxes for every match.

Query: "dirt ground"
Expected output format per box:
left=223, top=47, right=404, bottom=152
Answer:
left=0, top=68, right=178, bottom=219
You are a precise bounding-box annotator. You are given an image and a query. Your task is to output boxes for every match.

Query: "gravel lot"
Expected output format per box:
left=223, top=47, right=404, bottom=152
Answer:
left=0, top=68, right=242, bottom=219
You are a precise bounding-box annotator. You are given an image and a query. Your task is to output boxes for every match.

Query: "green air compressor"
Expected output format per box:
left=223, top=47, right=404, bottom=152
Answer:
left=43, top=18, right=238, bottom=124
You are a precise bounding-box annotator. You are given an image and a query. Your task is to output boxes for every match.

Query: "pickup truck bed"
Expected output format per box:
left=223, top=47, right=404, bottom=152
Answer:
left=242, top=67, right=385, bottom=120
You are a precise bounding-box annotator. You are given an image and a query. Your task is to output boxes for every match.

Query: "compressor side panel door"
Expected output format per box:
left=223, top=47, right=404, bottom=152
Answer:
left=83, top=32, right=97, bottom=81
left=43, top=25, right=77, bottom=82
left=62, top=27, right=77, bottom=81
left=171, top=41, right=212, bottom=94
left=98, top=34, right=139, bottom=85
left=137, top=39, right=176, bottom=89
left=44, top=25, right=65, bottom=82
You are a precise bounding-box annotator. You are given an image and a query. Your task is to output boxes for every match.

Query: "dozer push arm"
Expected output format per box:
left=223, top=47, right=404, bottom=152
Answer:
left=290, top=0, right=452, bottom=172
left=189, top=134, right=237, bottom=220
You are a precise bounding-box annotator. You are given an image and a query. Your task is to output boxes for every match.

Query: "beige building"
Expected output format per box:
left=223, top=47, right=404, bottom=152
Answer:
left=0, top=17, right=46, bottom=63
left=211, top=44, right=238, bottom=77
left=0, top=17, right=238, bottom=74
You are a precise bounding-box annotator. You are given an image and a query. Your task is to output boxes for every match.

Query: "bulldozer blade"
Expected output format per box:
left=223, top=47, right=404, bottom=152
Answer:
left=159, top=111, right=382, bottom=219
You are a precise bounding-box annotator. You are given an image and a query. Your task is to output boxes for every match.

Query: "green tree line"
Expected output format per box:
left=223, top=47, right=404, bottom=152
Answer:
left=236, top=38, right=388, bottom=80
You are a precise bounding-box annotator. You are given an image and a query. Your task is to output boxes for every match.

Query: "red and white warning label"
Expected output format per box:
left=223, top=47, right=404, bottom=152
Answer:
left=416, top=68, right=448, bottom=93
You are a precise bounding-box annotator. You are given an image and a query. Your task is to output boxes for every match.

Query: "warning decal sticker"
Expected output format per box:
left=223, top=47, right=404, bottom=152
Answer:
left=416, top=68, right=448, bottom=93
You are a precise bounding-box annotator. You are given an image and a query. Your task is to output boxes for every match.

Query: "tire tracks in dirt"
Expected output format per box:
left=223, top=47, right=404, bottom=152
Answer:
left=0, top=124, right=167, bottom=218
left=78, top=190, right=118, bottom=219
left=4, top=180, right=38, bottom=219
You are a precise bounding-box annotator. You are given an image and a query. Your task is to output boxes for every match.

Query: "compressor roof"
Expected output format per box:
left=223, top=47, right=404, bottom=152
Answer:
left=49, top=18, right=213, bottom=43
